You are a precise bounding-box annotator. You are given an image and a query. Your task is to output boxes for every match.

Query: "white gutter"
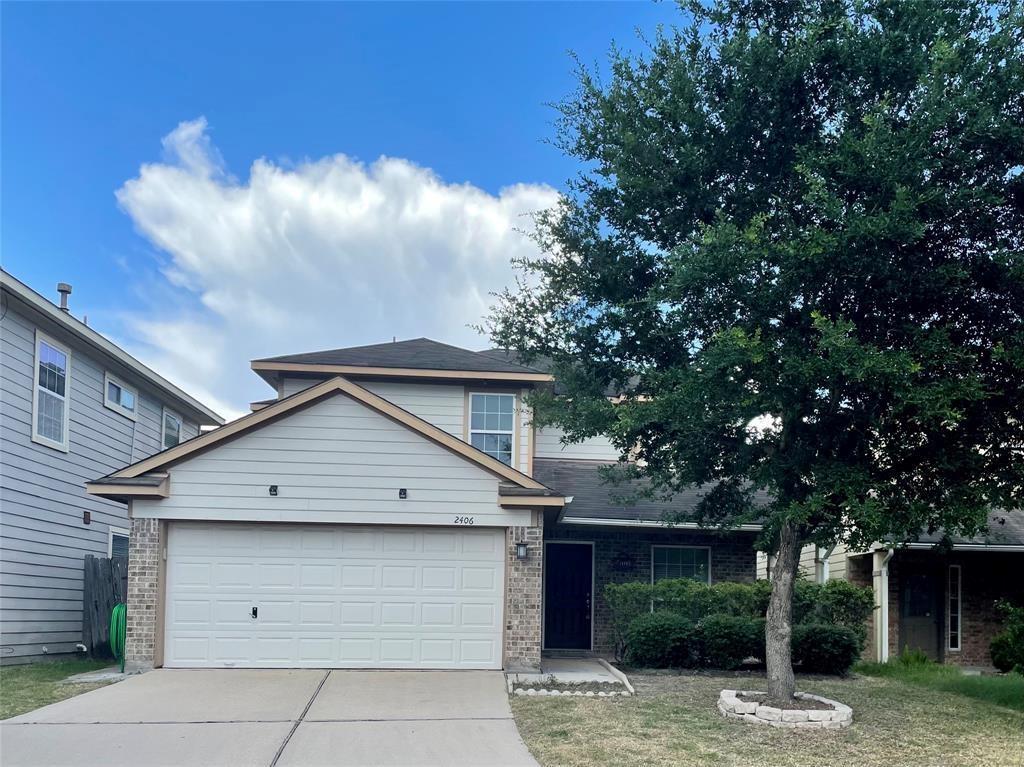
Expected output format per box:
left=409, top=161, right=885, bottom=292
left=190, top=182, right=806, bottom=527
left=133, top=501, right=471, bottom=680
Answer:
left=900, top=542, right=1024, bottom=552
left=872, top=548, right=895, bottom=663
left=559, top=516, right=762, bottom=531
left=2, top=270, right=223, bottom=425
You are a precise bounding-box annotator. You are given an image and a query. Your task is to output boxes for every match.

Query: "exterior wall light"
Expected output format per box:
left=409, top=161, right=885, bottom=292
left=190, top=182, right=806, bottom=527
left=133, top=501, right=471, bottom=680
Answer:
left=515, top=542, right=529, bottom=560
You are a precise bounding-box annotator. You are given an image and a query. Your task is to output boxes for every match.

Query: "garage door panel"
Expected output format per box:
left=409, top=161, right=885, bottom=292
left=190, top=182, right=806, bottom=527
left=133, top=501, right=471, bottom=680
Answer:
left=167, top=632, right=501, bottom=668
left=165, top=523, right=505, bottom=669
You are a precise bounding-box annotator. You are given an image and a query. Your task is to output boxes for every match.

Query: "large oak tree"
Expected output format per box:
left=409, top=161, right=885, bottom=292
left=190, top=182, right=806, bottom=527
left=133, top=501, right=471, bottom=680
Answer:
left=488, top=0, right=1024, bottom=700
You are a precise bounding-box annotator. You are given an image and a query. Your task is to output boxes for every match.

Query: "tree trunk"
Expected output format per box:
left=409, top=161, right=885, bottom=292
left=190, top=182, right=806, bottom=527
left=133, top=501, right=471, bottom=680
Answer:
left=766, top=519, right=802, bottom=701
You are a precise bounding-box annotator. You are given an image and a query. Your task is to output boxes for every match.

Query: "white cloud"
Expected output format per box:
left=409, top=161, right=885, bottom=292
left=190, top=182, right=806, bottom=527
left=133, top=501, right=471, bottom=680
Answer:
left=114, top=118, right=559, bottom=421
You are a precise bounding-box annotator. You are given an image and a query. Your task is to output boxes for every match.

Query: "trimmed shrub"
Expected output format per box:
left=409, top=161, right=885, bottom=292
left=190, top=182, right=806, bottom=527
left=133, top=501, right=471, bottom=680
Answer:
left=697, top=615, right=765, bottom=669
left=605, top=581, right=654, bottom=660
left=990, top=600, right=1024, bottom=674
left=808, top=580, right=876, bottom=650
left=706, top=581, right=770, bottom=619
left=651, top=577, right=706, bottom=621
left=625, top=612, right=695, bottom=668
left=792, top=623, right=860, bottom=674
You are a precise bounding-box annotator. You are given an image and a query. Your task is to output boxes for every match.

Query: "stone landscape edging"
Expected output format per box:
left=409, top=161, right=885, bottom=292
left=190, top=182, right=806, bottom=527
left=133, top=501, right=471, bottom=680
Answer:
left=718, top=689, right=852, bottom=729
left=512, top=687, right=630, bottom=697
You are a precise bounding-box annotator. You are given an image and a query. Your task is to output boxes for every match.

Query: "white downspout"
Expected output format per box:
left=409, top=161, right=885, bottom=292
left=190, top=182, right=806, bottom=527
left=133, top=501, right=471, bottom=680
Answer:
left=872, top=548, right=895, bottom=663
left=816, top=544, right=837, bottom=584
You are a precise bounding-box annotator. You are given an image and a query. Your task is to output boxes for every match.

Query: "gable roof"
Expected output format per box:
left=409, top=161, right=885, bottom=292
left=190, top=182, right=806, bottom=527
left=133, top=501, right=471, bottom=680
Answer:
left=1, top=269, right=223, bottom=426
left=88, top=375, right=558, bottom=502
left=251, top=338, right=552, bottom=386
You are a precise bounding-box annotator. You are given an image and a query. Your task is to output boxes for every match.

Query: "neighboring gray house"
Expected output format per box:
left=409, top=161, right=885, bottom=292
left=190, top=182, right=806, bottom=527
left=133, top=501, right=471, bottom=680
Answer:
left=0, top=270, right=222, bottom=664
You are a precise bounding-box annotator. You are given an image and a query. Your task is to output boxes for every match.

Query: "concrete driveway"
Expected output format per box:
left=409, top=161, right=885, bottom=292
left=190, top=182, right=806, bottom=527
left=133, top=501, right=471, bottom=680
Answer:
left=0, top=669, right=538, bottom=767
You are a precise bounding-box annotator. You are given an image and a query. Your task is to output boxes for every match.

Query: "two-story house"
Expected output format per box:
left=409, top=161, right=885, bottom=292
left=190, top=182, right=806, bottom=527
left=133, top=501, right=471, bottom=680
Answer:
left=87, top=338, right=759, bottom=672
left=0, top=270, right=223, bottom=663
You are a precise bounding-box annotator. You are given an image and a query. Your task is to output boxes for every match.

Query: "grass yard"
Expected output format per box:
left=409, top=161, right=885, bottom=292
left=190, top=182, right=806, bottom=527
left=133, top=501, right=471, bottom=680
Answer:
left=511, top=668, right=1024, bottom=767
left=0, top=659, right=116, bottom=720
left=858, top=660, right=1024, bottom=712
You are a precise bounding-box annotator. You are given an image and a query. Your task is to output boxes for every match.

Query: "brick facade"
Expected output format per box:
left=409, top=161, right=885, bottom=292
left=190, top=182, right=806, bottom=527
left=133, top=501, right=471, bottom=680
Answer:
left=843, top=553, right=877, bottom=662
left=545, top=524, right=759, bottom=656
left=851, top=549, right=1023, bottom=667
left=125, top=516, right=161, bottom=667
left=885, top=551, right=1023, bottom=667
left=505, top=519, right=544, bottom=671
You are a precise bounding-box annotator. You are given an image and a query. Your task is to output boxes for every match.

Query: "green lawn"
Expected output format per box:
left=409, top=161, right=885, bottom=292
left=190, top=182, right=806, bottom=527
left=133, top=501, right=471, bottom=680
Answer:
left=857, top=660, right=1024, bottom=712
left=0, top=659, right=116, bottom=720
left=511, top=669, right=1024, bottom=767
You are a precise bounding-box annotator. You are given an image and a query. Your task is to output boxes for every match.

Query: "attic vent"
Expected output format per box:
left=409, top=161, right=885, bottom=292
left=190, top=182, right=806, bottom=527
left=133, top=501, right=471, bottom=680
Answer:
left=57, top=283, right=72, bottom=312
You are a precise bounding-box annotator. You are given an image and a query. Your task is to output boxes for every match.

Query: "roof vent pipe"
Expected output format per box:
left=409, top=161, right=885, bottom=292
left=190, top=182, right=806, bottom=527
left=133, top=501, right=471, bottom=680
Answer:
left=57, top=283, right=72, bottom=312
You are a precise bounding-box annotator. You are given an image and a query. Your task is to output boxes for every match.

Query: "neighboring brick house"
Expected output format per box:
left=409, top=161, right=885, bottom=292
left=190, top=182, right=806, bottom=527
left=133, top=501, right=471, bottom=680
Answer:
left=86, top=338, right=761, bottom=671
left=763, top=513, right=1024, bottom=668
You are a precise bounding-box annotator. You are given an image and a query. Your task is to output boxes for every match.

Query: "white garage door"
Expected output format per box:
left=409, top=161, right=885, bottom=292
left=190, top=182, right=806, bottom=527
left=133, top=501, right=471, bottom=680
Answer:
left=164, top=522, right=506, bottom=669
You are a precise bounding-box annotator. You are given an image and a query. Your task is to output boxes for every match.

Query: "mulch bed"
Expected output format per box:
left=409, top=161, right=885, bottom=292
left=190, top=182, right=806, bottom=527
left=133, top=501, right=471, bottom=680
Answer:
left=736, top=692, right=834, bottom=711
left=515, top=681, right=626, bottom=694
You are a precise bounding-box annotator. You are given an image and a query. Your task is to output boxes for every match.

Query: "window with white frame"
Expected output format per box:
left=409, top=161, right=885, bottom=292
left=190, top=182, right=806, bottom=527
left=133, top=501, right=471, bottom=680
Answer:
left=32, top=332, right=71, bottom=450
left=468, top=393, right=515, bottom=465
left=162, top=408, right=182, bottom=449
left=651, top=546, right=710, bottom=583
left=948, top=564, right=962, bottom=651
left=108, top=527, right=130, bottom=560
left=104, top=372, right=137, bottom=420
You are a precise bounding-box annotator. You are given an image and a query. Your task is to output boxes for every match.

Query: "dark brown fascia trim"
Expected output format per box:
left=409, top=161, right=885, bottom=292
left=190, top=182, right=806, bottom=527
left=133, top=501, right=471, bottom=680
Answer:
left=251, top=360, right=553, bottom=384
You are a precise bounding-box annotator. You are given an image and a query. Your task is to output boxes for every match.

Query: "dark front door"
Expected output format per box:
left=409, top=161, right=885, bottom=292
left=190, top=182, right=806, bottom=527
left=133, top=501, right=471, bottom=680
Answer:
left=544, top=543, right=593, bottom=650
left=900, top=570, right=941, bottom=660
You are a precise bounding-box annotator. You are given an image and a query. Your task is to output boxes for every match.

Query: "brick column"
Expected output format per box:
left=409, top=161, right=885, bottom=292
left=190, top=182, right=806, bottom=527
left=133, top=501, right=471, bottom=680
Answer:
left=504, top=519, right=543, bottom=672
left=126, top=516, right=161, bottom=668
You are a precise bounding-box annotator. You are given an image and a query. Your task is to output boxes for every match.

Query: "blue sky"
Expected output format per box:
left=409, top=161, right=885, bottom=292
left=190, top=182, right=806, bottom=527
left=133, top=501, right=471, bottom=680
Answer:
left=2, top=2, right=680, bottom=417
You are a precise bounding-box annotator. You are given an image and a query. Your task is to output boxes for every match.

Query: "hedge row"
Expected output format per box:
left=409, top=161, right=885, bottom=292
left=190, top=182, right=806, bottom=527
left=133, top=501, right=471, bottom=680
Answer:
left=606, top=578, right=873, bottom=673
left=626, top=612, right=861, bottom=674
left=991, top=600, right=1024, bottom=674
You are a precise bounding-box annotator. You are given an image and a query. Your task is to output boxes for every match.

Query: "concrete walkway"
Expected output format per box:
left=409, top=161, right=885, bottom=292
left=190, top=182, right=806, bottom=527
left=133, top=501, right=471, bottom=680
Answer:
left=0, top=669, right=538, bottom=767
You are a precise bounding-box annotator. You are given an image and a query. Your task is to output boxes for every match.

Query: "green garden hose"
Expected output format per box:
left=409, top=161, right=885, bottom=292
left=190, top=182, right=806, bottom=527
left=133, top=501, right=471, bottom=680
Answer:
left=110, top=602, right=127, bottom=673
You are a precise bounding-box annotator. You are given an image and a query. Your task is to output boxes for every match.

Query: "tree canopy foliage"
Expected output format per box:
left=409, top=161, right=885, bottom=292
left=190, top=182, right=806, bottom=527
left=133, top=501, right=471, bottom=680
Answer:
left=488, top=0, right=1024, bottom=699
left=490, top=0, right=1024, bottom=553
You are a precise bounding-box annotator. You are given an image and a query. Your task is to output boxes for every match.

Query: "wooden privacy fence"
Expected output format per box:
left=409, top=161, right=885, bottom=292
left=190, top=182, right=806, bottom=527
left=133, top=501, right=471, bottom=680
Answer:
left=81, top=555, right=128, bottom=658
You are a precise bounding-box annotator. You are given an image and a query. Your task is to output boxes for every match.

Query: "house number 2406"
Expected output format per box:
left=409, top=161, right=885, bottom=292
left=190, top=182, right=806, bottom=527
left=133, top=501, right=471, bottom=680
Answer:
left=454, top=516, right=475, bottom=525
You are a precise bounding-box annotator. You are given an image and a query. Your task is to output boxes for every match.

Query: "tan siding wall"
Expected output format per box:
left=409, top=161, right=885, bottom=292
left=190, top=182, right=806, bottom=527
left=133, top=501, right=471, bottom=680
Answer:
left=135, top=393, right=531, bottom=527
left=279, top=377, right=536, bottom=476
left=533, top=426, right=620, bottom=462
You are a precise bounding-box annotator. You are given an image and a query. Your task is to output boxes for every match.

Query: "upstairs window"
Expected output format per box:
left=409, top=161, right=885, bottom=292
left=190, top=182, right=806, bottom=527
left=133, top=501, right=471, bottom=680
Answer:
left=469, top=393, right=515, bottom=465
left=651, top=546, right=711, bottom=584
left=32, top=332, right=71, bottom=451
left=104, top=373, right=137, bottom=420
left=162, top=408, right=183, bottom=449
